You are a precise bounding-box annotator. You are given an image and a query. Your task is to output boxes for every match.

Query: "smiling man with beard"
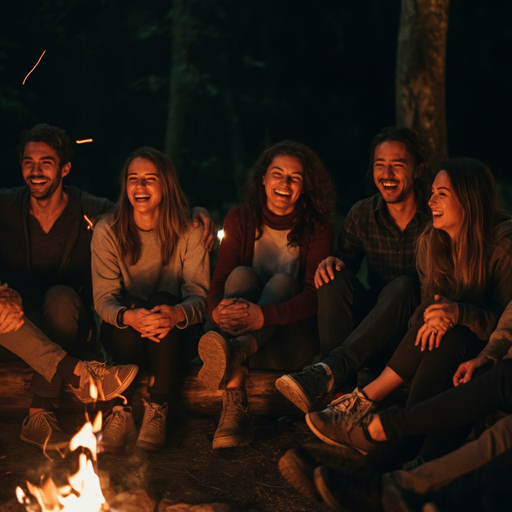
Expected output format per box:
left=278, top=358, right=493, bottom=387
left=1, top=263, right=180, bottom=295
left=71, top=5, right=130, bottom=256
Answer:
left=276, top=127, right=431, bottom=417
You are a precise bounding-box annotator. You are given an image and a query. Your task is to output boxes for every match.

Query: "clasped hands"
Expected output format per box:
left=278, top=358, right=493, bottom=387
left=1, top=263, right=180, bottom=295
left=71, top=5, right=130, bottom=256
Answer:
left=211, top=298, right=264, bottom=337
left=416, top=294, right=459, bottom=351
left=0, top=283, right=24, bottom=334
left=123, top=304, right=185, bottom=342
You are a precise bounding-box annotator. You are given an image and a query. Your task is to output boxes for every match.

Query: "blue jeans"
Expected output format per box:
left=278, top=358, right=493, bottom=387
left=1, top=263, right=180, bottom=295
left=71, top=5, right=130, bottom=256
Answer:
left=223, top=266, right=319, bottom=371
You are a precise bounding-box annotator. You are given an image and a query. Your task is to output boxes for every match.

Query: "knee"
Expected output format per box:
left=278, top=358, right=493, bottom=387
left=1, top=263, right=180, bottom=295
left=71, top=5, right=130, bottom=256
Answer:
left=265, top=272, right=299, bottom=294
left=43, top=285, right=82, bottom=316
left=318, top=267, right=358, bottom=303
left=380, top=276, right=420, bottom=302
left=224, top=266, right=259, bottom=297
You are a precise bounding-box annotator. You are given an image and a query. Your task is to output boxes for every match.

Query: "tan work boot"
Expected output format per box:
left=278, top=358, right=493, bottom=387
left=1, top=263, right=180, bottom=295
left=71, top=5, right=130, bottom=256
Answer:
left=213, top=387, right=253, bottom=449
left=198, top=331, right=257, bottom=391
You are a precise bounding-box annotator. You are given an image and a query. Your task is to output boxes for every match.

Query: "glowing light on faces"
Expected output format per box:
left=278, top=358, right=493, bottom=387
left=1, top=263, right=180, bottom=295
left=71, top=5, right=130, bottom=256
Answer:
left=22, top=50, right=47, bottom=85
left=76, top=139, right=93, bottom=144
left=263, top=155, right=304, bottom=216
left=373, top=141, right=419, bottom=205
left=429, top=170, right=463, bottom=240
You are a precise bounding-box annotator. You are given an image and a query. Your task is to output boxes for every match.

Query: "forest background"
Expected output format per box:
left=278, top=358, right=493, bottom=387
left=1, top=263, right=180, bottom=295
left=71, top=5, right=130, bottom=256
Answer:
left=1, top=0, right=511, bottom=222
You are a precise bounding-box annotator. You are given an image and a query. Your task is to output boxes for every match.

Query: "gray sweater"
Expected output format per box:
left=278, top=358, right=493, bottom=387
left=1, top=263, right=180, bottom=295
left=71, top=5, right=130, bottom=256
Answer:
left=91, top=214, right=209, bottom=328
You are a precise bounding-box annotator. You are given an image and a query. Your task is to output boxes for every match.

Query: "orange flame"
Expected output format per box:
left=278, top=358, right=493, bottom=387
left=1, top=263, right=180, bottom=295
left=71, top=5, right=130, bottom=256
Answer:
left=76, top=139, right=93, bottom=144
left=22, top=50, right=47, bottom=85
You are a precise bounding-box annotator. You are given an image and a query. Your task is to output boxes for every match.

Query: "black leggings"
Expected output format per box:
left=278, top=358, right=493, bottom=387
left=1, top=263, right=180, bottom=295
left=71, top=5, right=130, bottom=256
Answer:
left=366, top=302, right=485, bottom=471
left=100, top=291, right=202, bottom=401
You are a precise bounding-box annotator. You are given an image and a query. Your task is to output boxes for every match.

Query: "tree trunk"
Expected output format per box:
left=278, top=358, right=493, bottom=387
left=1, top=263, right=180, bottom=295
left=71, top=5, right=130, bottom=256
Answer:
left=396, top=0, right=450, bottom=166
left=165, top=0, right=193, bottom=169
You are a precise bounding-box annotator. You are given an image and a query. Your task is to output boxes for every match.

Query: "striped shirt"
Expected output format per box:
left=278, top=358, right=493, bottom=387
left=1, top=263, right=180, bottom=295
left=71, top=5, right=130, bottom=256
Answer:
left=334, top=193, right=430, bottom=295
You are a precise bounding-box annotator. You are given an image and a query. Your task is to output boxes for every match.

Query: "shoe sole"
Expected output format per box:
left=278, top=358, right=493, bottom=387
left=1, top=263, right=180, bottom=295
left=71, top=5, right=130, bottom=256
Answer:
left=198, top=332, right=229, bottom=391
left=314, top=466, right=350, bottom=512
left=212, top=427, right=254, bottom=449
left=278, top=449, right=321, bottom=502
left=305, top=414, right=369, bottom=455
left=101, top=365, right=139, bottom=402
left=275, top=375, right=313, bottom=414
left=135, top=438, right=166, bottom=452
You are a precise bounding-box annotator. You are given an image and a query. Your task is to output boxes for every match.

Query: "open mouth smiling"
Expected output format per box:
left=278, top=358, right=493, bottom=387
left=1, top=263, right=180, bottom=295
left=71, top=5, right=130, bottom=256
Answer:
left=28, top=177, right=49, bottom=186
left=274, top=189, right=291, bottom=197
left=134, top=194, right=151, bottom=201
left=380, top=180, right=399, bottom=189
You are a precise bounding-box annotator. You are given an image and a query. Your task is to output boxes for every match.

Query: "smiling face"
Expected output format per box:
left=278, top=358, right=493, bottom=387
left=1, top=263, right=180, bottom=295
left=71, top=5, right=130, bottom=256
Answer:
left=126, top=157, right=163, bottom=223
left=262, top=154, right=304, bottom=216
left=429, top=170, right=463, bottom=240
left=372, top=140, right=420, bottom=205
left=21, top=141, right=70, bottom=200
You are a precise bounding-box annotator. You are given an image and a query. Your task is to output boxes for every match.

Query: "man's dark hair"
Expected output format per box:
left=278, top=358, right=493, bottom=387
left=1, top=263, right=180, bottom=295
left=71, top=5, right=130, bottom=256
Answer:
left=18, top=123, right=73, bottom=167
left=368, top=126, right=430, bottom=197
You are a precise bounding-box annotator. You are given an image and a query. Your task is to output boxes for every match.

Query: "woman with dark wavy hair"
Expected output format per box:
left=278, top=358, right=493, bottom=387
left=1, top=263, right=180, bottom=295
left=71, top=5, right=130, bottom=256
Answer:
left=91, top=147, right=209, bottom=453
left=305, top=157, right=512, bottom=471
left=198, top=140, right=335, bottom=449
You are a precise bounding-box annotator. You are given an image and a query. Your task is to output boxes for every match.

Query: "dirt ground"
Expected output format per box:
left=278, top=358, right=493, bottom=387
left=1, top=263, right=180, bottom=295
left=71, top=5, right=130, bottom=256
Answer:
left=0, top=402, right=330, bottom=512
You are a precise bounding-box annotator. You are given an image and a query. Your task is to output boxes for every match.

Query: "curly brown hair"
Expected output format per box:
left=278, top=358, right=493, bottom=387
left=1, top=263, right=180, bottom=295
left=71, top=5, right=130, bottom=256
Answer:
left=244, top=140, right=335, bottom=246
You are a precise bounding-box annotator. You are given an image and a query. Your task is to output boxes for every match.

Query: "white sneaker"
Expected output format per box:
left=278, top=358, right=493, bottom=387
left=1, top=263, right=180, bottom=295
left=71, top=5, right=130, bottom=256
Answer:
left=136, top=400, right=168, bottom=451
left=99, top=406, right=136, bottom=453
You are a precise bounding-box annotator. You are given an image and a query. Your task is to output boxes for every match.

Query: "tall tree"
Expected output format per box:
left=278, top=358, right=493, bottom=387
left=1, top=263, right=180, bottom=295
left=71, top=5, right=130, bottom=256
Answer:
left=396, top=0, right=450, bottom=166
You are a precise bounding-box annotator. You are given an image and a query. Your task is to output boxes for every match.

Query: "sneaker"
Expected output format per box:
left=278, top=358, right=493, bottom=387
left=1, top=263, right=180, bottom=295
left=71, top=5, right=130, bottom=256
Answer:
left=323, top=387, right=376, bottom=422
left=136, top=400, right=168, bottom=451
left=99, top=406, right=136, bottom=453
left=306, top=411, right=378, bottom=454
left=71, top=361, right=139, bottom=403
left=278, top=443, right=367, bottom=502
left=314, top=465, right=383, bottom=512
left=198, top=332, right=257, bottom=391
left=213, top=388, right=253, bottom=449
left=20, top=411, right=71, bottom=451
left=275, top=365, right=334, bottom=413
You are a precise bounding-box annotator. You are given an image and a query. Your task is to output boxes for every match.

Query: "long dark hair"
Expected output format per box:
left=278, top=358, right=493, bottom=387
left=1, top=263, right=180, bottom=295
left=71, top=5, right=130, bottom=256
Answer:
left=419, top=157, right=509, bottom=301
left=244, top=140, right=335, bottom=246
left=112, top=147, right=190, bottom=265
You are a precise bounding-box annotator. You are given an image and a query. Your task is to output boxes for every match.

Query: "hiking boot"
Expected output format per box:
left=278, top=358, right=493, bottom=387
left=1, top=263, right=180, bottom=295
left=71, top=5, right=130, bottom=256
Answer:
left=136, top=400, right=168, bottom=451
left=213, top=387, right=253, bottom=449
left=278, top=443, right=367, bottom=502
left=20, top=411, right=71, bottom=451
left=71, top=361, right=139, bottom=403
left=99, top=406, right=136, bottom=453
left=275, top=364, right=334, bottom=413
left=314, top=465, right=384, bottom=512
left=306, top=410, right=378, bottom=454
left=198, top=331, right=257, bottom=391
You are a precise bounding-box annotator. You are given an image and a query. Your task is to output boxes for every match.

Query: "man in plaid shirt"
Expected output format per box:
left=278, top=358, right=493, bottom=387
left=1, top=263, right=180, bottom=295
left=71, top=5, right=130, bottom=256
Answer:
left=276, top=127, right=431, bottom=414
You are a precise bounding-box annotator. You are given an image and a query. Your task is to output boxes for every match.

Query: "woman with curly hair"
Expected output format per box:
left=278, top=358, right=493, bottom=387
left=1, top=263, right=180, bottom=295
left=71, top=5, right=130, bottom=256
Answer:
left=198, top=140, right=335, bottom=448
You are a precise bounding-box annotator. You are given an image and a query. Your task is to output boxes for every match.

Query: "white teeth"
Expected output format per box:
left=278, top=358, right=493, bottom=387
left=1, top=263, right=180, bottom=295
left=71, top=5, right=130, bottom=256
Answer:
left=275, top=190, right=291, bottom=196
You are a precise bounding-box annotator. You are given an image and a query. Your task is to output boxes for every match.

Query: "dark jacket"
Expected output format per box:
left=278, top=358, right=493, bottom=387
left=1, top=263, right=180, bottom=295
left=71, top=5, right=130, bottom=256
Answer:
left=0, top=185, right=113, bottom=308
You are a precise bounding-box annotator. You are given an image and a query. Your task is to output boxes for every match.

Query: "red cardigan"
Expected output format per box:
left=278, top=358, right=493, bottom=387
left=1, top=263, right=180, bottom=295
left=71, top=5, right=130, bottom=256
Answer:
left=208, top=204, right=333, bottom=327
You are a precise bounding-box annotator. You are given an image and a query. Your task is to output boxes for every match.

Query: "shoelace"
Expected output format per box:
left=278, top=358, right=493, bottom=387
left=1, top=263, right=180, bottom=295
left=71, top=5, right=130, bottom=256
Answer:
left=143, top=406, right=166, bottom=435
left=303, top=366, right=328, bottom=387
left=220, top=393, right=246, bottom=422
left=104, top=410, right=125, bottom=435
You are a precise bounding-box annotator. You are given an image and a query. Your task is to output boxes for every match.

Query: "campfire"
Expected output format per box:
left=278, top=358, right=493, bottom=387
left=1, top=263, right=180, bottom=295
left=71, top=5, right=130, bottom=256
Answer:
left=16, top=412, right=107, bottom=512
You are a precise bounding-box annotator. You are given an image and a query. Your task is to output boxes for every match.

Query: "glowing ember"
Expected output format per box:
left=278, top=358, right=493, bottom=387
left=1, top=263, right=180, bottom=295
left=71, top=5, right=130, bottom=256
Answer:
left=16, top=413, right=108, bottom=512
left=217, top=229, right=225, bottom=243
left=76, top=139, right=93, bottom=144
left=22, top=50, right=47, bottom=85
left=84, top=215, right=94, bottom=231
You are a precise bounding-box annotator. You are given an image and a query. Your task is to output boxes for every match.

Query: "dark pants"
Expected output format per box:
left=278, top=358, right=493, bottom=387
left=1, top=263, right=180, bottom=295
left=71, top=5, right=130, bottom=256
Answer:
left=223, top=266, right=319, bottom=372
left=381, top=359, right=512, bottom=440
left=100, top=291, right=202, bottom=398
left=24, top=285, right=91, bottom=398
left=319, top=269, right=421, bottom=384
left=419, top=446, right=512, bottom=512
left=366, top=303, right=486, bottom=471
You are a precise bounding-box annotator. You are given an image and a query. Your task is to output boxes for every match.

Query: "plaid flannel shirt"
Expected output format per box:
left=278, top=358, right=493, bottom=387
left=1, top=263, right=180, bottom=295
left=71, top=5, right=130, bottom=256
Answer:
left=334, top=193, right=430, bottom=295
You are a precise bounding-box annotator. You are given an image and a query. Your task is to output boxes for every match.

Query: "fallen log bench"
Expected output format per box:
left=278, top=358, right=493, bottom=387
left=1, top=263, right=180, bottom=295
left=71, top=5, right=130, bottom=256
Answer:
left=0, top=362, right=301, bottom=416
